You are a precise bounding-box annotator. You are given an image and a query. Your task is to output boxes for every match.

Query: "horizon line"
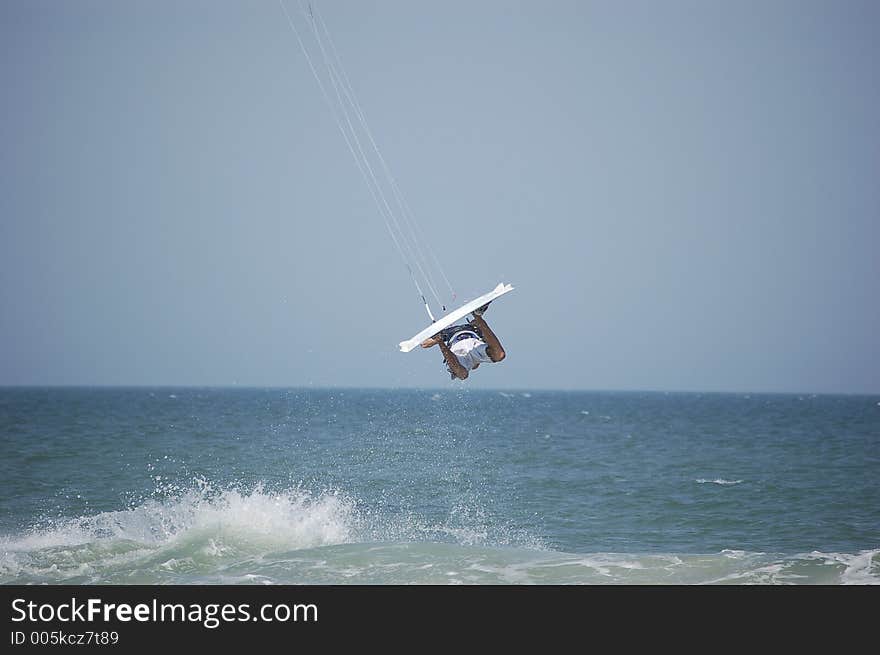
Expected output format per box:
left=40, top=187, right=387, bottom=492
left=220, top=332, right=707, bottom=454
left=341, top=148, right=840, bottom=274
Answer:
left=0, top=383, right=877, bottom=398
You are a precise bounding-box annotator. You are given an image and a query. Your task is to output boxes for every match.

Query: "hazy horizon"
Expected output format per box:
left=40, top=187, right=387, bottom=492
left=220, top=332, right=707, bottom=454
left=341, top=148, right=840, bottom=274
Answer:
left=1, top=384, right=876, bottom=399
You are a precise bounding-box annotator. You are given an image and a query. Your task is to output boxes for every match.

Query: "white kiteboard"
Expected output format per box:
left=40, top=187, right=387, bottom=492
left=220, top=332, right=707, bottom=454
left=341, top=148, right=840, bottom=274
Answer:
left=399, top=282, right=514, bottom=352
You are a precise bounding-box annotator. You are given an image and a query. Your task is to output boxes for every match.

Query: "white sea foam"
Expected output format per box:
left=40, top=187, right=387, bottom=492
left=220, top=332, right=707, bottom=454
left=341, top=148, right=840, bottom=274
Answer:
left=0, top=480, right=549, bottom=583
left=1, top=483, right=873, bottom=585
left=3, top=485, right=354, bottom=554
left=0, top=482, right=358, bottom=583
left=695, top=478, right=744, bottom=485
left=803, top=548, right=880, bottom=585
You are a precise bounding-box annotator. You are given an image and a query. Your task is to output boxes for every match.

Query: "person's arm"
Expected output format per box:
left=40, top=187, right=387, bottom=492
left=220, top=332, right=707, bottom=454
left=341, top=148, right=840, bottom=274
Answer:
left=420, top=334, right=442, bottom=348
left=437, top=341, right=469, bottom=379
left=421, top=332, right=469, bottom=379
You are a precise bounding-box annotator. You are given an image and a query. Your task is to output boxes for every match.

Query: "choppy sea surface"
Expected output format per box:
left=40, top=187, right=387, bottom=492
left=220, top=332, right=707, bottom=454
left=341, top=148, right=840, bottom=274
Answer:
left=1, top=387, right=877, bottom=584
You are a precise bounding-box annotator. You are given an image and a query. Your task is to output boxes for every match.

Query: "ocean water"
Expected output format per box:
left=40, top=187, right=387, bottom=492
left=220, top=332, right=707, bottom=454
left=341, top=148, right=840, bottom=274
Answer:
left=1, top=387, right=878, bottom=585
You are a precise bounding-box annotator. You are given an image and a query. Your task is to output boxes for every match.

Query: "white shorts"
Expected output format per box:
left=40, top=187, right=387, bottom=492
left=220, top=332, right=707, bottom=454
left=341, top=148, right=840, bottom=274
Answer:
left=450, top=337, right=492, bottom=371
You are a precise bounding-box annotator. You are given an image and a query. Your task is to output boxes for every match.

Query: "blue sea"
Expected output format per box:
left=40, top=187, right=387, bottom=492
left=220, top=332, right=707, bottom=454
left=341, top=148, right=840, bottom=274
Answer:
left=1, top=387, right=878, bottom=584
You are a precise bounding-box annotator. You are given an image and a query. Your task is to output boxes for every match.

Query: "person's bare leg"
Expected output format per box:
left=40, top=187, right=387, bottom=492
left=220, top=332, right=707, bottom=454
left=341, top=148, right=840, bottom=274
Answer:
left=470, top=315, right=505, bottom=362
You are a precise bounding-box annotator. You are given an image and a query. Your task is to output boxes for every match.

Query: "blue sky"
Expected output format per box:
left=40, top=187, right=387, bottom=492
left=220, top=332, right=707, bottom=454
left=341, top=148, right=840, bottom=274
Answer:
left=2, top=0, right=878, bottom=393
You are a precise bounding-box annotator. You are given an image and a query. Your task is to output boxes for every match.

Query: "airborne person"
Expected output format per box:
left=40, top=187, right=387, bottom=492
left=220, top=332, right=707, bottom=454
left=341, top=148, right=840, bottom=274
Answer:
left=420, top=304, right=506, bottom=380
